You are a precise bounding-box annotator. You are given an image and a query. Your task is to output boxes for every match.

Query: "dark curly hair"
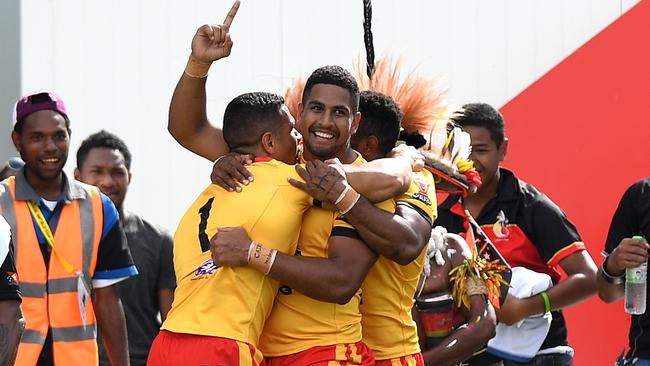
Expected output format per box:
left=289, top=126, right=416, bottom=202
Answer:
left=77, top=130, right=132, bottom=170
left=303, top=65, right=360, bottom=113
left=223, top=92, right=286, bottom=151
left=352, top=91, right=402, bottom=156
left=450, top=103, right=505, bottom=148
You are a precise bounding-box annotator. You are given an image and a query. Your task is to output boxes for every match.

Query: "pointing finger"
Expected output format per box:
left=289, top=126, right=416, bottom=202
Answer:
left=223, top=0, right=241, bottom=29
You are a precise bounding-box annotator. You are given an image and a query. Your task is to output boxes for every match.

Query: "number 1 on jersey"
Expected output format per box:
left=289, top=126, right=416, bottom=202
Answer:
left=198, top=197, right=214, bottom=252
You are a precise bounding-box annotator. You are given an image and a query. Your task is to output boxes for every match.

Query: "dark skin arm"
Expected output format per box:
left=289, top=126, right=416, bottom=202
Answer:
left=416, top=234, right=496, bottom=365
left=341, top=200, right=431, bottom=265
left=0, top=300, right=24, bottom=366
left=212, top=153, right=411, bottom=199
left=496, top=250, right=597, bottom=325
left=287, top=160, right=427, bottom=265
left=597, top=237, right=649, bottom=303
left=157, top=288, right=174, bottom=322
left=211, top=227, right=377, bottom=304
left=342, top=158, right=411, bottom=201
left=423, top=296, right=496, bottom=366
left=94, top=285, right=129, bottom=366
left=210, top=161, right=377, bottom=304
left=168, top=1, right=240, bottom=161
left=268, top=236, right=377, bottom=304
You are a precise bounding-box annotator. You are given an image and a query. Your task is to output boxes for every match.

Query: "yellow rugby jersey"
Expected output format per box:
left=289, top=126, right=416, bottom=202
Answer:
left=162, top=158, right=313, bottom=346
left=259, top=153, right=392, bottom=356
left=360, top=169, right=437, bottom=360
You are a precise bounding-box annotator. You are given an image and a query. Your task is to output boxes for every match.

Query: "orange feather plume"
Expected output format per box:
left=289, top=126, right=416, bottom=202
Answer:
left=353, top=56, right=451, bottom=138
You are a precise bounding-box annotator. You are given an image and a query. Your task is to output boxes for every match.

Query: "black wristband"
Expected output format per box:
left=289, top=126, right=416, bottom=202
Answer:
left=601, top=256, right=625, bottom=285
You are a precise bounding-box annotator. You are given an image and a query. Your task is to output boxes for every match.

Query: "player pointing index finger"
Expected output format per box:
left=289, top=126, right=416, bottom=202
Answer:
left=222, top=0, right=240, bottom=30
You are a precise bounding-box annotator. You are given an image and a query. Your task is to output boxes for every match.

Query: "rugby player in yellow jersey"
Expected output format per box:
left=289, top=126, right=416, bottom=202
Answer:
left=210, top=71, right=432, bottom=366
left=167, top=5, right=438, bottom=363
left=164, top=4, right=422, bottom=365
left=148, top=91, right=339, bottom=365
left=346, top=91, right=437, bottom=366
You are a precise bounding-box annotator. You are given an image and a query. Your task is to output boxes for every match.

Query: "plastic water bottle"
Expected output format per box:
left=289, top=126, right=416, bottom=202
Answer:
left=625, top=235, right=647, bottom=315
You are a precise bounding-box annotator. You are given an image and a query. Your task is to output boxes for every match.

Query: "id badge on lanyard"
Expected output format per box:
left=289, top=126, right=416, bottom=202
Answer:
left=27, top=201, right=89, bottom=327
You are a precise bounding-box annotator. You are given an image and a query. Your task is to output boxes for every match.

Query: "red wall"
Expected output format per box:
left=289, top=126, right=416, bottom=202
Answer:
left=500, top=1, right=650, bottom=364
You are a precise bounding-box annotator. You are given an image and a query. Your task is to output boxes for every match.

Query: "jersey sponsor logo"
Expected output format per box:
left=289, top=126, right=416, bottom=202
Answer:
left=411, top=178, right=432, bottom=206
left=492, top=210, right=510, bottom=239
left=193, top=259, right=218, bottom=279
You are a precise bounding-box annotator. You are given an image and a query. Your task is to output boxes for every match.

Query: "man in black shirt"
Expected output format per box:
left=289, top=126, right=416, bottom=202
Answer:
left=435, top=103, right=597, bottom=366
left=0, top=215, right=23, bottom=365
left=598, top=178, right=650, bottom=365
left=75, top=130, right=176, bottom=366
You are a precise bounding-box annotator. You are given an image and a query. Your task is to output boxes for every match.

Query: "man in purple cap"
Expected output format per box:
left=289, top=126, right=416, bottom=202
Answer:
left=0, top=91, right=138, bottom=365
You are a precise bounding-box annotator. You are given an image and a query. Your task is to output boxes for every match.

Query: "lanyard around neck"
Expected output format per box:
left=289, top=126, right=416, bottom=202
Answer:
left=26, top=200, right=77, bottom=274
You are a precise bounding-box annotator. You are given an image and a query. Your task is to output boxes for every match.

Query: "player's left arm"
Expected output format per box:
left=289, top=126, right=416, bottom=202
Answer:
left=341, top=200, right=431, bottom=265
left=268, top=234, right=377, bottom=304
left=289, top=160, right=431, bottom=265
left=333, top=170, right=435, bottom=265
left=210, top=226, right=377, bottom=304
left=496, top=199, right=597, bottom=325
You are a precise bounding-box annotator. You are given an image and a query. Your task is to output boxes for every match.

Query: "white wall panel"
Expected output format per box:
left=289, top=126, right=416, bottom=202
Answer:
left=13, top=0, right=639, bottom=231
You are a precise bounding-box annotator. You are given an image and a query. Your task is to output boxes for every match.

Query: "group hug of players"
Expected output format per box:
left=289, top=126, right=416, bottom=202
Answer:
left=148, top=2, right=594, bottom=366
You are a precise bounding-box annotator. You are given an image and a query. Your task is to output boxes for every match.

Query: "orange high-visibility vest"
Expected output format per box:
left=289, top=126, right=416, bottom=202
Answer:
left=0, top=176, right=103, bottom=366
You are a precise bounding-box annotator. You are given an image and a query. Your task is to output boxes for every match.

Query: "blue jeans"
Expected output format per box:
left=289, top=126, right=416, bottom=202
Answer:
left=634, top=359, right=650, bottom=366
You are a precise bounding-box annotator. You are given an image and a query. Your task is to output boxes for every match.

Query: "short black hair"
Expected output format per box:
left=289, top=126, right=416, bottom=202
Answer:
left=14, top=93, right=70, bottom=133
left=355, top=91, right=402, bottom=156
left=222, top=92, right=286, bottom=151
left=77, top=130, right=132, bottom=170
left=303, top=65, right=360, bottom=112
left=451, top=103, right=505, bottom=147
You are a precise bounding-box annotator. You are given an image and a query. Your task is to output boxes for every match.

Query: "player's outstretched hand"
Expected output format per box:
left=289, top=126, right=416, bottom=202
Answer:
left=191, top=0, right=240, bottom=63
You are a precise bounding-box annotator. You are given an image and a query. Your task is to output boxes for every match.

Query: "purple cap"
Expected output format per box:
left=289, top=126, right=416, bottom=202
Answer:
left=12, top=90, right=68, bottom=127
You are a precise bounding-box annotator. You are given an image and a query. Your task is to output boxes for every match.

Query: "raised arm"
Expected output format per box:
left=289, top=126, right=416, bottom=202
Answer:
left=168, top=1, right=240, bottom=161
